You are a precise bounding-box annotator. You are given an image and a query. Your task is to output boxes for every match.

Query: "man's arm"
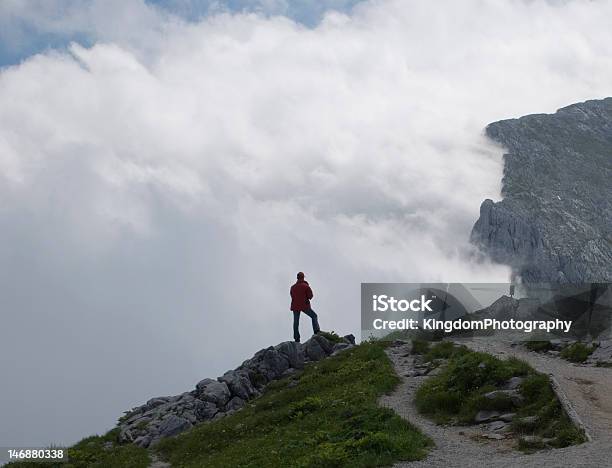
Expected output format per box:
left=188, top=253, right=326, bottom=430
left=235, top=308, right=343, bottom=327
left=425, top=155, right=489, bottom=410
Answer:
left=306, top=285, right=313, bottom=300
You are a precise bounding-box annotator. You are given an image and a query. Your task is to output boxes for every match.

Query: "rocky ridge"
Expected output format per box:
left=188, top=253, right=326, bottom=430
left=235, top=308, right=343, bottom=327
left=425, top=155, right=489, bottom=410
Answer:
left=471, top=98, right=612, bottom=283
left=117, top=333, right=355, bottom=448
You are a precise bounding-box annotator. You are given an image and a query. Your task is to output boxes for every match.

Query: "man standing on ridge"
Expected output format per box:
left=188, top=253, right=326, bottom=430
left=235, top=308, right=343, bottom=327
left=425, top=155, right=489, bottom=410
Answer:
left=290, top=272, right=320, bottom=342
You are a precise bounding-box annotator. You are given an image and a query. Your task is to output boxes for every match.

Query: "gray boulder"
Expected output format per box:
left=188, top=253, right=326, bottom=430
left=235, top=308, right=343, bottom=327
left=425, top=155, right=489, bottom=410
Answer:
left=486, top=420, right=509, bottom=432
left=194, top=400, right=218, bottom=420
left=242, top=346, right=291, bottom=383
left=343, top=334, right=356, bottom=345
left=484, top=389, right=524, bottom=405
left=311, top=334, right=334, bottom=354
left=158, top=415, right=192, bottom=438
left=195, top=378, right=231, bottom=406
left=133, top=435, right=151, bottom=448
left=474, top=410, right=501, bottom=423
left=275, top=341, right=305, bottom=369
left=226, top=396, right=246, bottom=412
left=503, top=376, right=524, bottom=390
left=303, top=337, right=327, bottom=361
left=331, top=342, right=351, bottom=354
left=588, top=339, right=612, bottom=364
left=219, top=370, right=257, bottom=401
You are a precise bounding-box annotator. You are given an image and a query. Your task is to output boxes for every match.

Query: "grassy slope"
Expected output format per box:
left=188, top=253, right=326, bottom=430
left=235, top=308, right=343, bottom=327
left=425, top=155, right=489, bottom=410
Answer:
left=414, top=342, right=586, bottom=451
left=156, top=341, right=431, bottom=467
left=8, top=341, right=429, bottom=468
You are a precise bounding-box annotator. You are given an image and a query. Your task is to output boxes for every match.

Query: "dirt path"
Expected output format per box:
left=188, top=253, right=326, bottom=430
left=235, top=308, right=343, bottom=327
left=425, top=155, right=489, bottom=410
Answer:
left=379, top=340, right=612, bottom=468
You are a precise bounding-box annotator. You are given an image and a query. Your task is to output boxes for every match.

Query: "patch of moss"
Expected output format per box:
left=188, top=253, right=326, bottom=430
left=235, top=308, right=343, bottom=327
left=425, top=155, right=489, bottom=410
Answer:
left=317, top=331, right=345, bottom=344
left=560, top=342, right=595, bottom=363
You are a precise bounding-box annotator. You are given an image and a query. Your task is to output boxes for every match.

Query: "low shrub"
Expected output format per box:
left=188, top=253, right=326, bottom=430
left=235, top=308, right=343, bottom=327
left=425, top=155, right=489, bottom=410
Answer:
left=560, top=342, right=595, bottom=363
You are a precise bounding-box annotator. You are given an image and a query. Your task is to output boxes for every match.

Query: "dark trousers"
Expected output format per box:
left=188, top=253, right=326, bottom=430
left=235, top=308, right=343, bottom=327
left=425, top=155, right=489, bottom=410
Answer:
left=293, top=309, right=320, bottom=342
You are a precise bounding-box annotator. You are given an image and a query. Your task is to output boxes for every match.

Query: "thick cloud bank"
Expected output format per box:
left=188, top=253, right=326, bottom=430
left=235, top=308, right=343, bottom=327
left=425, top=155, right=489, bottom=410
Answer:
left=2, top=0, right=612, bottom=447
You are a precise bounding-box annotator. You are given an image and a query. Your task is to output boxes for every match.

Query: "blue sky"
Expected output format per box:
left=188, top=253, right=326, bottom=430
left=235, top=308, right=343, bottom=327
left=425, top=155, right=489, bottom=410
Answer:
left=0, top=0, right=363, bottom=67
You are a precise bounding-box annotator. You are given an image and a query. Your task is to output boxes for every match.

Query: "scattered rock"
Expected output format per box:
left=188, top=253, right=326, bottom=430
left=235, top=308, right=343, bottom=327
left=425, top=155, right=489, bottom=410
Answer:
left=475, top=410, right=501, bottom=423
left=331, top=342, right=351, bottom=355
left=486, top=420, right=509, bottom=432
left=503, top=376, right=524, bottom=390
left=158, top=415, right=192, bottom=438
left=482, top=432, right=505, bottom=440
left=498, top=413, right=516, bottom=422
left=133, top=435, right=151, bottom=448
left=484, top=389, right=524, bottom=405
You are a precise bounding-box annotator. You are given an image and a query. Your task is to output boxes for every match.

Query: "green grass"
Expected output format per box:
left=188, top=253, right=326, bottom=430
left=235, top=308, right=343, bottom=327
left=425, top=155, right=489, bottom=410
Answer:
left=4, top=429, right=150, bottom=468
left=156, top=341, right=431, bottom=467
left=411, top=339, right=430, bottom=355
left=560, top=342, right=596, bottom=363
left=317, top=331, right=345, bottom=344
left=422, top=341, right=467, bottom=362
left=414, top=348, right=585, bottom=450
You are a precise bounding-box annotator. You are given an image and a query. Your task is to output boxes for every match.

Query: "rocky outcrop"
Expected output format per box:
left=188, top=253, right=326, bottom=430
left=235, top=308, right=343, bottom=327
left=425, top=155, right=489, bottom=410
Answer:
left=471, top=98, right=612, bottom=283
left=117, top=333, right=355, bottom=448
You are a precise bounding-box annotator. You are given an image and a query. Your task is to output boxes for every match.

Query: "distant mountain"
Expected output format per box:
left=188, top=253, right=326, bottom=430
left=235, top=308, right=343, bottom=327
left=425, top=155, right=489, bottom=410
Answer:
left=471, top=98, right=612, bottom=283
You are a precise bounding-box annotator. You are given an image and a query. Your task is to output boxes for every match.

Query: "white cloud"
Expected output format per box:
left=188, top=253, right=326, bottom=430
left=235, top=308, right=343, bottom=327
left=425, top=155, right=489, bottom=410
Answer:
left=2, top=0, right=612, bottom=447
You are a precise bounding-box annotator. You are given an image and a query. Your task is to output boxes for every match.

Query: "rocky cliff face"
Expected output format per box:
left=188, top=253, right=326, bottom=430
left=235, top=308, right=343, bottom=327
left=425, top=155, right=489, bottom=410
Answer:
left=117, top=333, right=355, bottom=448
left=471, top=98, right=612, bottom=282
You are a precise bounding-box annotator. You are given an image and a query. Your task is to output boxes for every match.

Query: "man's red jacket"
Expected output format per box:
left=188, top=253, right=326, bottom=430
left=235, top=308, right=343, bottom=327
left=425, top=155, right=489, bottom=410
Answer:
left=290, top=280, right=313, bottom=311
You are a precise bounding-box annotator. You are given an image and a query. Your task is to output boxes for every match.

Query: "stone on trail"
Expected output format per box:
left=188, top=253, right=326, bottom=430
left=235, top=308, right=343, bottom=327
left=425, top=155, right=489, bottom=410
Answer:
left=474, top=410, right=501, bottom=423
left=486, top=420, right=509, bottom=432
left=498, top=412, right=516, bottom=422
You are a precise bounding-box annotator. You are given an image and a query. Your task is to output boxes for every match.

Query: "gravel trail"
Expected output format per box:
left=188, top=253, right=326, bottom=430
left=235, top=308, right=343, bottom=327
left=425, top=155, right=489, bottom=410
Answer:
left=379, top=340, right=612, bottom=468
